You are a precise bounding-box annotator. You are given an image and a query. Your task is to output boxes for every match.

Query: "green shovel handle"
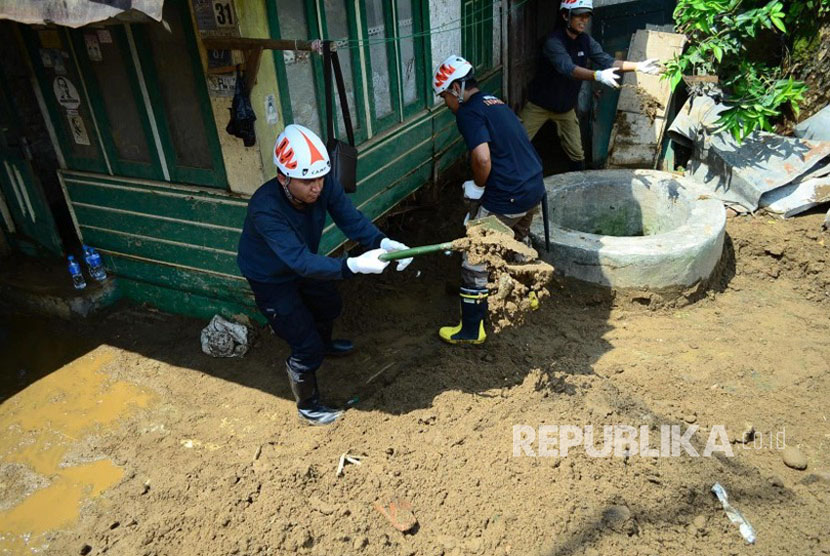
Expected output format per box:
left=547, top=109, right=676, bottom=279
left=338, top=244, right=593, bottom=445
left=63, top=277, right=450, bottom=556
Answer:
left=378, top=241, right=456, bottom=261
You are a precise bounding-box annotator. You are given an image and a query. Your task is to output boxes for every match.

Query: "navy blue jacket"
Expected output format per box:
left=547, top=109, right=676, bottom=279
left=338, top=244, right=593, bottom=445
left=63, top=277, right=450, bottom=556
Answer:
left=527, top=27, right=615, bottom=113
left=237, top=175, right=385, bottom=284
left=456, top=91, right=545, bottom=214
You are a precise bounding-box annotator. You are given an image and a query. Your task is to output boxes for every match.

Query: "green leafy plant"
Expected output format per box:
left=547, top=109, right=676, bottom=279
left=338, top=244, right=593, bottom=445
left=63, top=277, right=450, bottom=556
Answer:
left=664, top=0, right=827, bottom=141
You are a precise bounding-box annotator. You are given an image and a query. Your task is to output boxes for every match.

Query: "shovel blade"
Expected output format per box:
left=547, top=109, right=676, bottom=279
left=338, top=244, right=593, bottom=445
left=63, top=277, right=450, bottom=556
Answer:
left=466, top=214, right=514, bottom=238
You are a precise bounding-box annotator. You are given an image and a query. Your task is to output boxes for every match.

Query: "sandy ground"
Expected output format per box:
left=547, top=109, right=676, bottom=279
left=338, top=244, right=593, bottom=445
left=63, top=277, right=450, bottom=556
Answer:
left=1, top=191, right=829, bottom=556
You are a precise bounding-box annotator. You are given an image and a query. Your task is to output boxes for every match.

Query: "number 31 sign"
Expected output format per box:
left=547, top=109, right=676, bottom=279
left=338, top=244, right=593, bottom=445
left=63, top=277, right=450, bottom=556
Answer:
left=213, top=2, right=235, bottom=27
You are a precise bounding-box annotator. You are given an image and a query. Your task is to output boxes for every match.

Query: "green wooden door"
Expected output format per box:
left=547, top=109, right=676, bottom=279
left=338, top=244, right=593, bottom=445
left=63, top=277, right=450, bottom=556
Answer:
left=0, top=78, right=63, bottom=257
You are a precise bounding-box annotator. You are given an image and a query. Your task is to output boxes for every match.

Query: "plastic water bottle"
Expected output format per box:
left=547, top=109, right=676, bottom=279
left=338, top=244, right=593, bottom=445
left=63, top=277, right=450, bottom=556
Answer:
left=67, top=255, right=86, bottom=289
left=83, top=245, right=107, bottom=281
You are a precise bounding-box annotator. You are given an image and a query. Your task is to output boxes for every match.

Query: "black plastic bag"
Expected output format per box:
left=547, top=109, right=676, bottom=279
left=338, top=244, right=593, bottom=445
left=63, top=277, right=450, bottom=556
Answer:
left=226, top=67, right=257, bottom=147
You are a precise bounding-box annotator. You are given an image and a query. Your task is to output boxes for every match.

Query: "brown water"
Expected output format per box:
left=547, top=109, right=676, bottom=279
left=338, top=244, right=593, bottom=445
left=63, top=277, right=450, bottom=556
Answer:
left=0, top=316, right=156, bottom=553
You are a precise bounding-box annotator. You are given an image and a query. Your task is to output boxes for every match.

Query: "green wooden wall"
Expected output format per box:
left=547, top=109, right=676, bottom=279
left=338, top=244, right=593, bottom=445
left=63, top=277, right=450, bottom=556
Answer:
left=62, top=70, right=501, bottom=321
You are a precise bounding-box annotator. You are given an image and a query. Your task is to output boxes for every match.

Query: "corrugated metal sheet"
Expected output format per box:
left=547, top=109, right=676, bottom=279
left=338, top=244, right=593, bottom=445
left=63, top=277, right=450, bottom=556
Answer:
left=669, top=94, right=830, bottom=211
left=690, top=131, right=830, bottom=211
left=0, top=0, right=163, bottom=28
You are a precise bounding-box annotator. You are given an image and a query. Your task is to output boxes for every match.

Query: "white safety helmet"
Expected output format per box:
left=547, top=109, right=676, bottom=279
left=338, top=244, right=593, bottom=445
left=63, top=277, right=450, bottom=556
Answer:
left=273, top=124, right=331, bottom=179
left=560, top=0, right=593, bottom=15
left=432, top=55, right=474, bottom=96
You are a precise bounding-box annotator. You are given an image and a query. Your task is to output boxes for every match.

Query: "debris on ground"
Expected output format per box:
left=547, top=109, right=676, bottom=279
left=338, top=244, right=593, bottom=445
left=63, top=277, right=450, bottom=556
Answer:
left=373, top=497, right=417, bottom=533
left=781, top=446, right=808, bottom=470
left=336, top=452, right=362, bottom=477
left=711, top=483, right=756, bottom=544
left=667, top=93, right=830, bottom=216
left=199, top=315, right=249, bottom=358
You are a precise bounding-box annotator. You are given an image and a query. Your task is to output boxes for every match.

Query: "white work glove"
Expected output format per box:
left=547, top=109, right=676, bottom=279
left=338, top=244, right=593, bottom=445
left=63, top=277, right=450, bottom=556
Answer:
left=346, top=248, right=390, bottom=274
left=635, top=58, right=662, bottom=75
left=380, top=238, right=413, bottom=271
left=462, top=179, right=484, bottom=200
left=594, top=67, right=621, bottom=89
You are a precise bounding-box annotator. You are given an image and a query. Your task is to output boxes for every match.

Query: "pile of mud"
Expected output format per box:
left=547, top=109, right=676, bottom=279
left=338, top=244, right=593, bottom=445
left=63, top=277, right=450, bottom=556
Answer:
left=452, top=226, right=554, bottom=332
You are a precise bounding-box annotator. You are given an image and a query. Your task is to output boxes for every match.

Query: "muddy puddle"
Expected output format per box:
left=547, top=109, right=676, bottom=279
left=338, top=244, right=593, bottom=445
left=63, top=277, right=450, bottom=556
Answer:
left=0, top=325, right=157, bottom=554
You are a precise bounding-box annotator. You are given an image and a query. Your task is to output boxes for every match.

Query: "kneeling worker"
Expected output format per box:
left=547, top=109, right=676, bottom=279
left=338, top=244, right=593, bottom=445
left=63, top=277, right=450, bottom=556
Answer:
left=237, top=124, right=412, bottom=425
left=433, top=55, right=546, bottom=345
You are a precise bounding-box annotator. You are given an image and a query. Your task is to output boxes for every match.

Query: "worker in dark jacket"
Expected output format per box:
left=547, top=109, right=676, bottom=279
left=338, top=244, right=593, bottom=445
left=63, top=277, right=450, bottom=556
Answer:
left=433, top=55, right=545, bottom=345
left=238, top=124, right=412, bottom=425
left=522, top=0, right=662, bottom=170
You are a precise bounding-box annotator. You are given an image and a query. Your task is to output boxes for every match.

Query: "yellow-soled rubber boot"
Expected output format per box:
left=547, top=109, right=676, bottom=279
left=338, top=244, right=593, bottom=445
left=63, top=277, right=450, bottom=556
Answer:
left=439, top=288, right=488, bottom=344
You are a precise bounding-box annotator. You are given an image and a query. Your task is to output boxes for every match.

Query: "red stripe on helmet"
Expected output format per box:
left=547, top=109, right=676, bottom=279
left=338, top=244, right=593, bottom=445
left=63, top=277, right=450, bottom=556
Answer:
left=274, top=137, right=298, bottom=170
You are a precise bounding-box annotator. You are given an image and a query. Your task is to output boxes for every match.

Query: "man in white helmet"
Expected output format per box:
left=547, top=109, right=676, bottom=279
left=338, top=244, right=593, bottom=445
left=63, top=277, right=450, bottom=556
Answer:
left=522, top=0, right=663, bottom=171
left=237, top=124, right=412, bottom=425
left=433, top=55, right=545, bottom=345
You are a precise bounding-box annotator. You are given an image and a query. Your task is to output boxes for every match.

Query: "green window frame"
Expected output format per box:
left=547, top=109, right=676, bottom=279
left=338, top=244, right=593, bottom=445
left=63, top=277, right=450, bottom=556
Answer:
left=462, top=0, right=494, bottom=73
left=267, top=0, right=430, bottom=144
left=22, top=0, right=227, bottom=188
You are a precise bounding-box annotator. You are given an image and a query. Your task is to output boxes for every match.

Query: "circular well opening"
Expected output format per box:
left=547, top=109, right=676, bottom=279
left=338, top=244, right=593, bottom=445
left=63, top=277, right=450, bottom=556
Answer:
left=549, top=179, right=692, bottom=237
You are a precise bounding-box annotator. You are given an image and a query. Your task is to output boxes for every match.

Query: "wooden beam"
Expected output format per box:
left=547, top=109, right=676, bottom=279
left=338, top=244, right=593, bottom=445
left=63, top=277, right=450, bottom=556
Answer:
left=242, top=48, right=262, bottom=93
left=200, top=37, right=316, bottom=52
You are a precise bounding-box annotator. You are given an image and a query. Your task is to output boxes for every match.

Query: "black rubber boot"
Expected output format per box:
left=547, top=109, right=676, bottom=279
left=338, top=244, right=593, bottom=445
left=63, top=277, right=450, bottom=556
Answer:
left=325, top=339, right=354, bottom=357
left=285, top=364, right=343, bottom=425
left=438, top=288, right=488, bottom=344
left=317, top=321, right=354, bottom=357
left=568, top=159, right=585, bottom=172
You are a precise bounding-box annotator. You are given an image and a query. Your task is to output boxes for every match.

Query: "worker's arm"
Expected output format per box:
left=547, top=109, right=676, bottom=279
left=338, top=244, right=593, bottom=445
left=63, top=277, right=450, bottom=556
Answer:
left=613, top=60, right=639, bottom=72
left=251, top=202, right=353, bottom=280
left=325, top=176, right=385, bottom=249
left=455, top=104, right=492, bottom=187
left=470, top=143, right=491, bottom=187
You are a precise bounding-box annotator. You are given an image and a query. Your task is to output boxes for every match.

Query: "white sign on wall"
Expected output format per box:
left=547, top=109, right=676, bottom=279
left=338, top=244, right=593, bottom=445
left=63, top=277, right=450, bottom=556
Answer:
left=53, top=76, right=81, bottom=110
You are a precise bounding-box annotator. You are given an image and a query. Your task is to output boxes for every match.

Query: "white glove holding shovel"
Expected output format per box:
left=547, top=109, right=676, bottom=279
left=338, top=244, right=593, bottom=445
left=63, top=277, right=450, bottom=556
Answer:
left=380, top=238, right=413, bottom=271
left=346, top=248, right=390, bottom=274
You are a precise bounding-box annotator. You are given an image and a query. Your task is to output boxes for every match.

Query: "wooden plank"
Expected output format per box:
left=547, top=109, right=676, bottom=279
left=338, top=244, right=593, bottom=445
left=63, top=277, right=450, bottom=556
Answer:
left=73, top=204, right=241, bottom=251
left=104, top=252, right=252, bottom=302
left=117, top=278, right=262, bottom=323
left=201, top=37, right=316, bottom=52
left=65, top=177, right=246, bottom=229
left=80, top=226, right=241, bottom=276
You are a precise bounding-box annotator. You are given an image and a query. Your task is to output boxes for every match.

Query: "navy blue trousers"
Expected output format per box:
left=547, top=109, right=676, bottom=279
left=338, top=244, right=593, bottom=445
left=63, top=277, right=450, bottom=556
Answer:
left=247, top=278, right=342, bottom=375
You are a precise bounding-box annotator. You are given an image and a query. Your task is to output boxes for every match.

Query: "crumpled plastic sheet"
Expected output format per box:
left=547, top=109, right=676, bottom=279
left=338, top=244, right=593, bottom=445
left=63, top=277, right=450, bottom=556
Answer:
left=711, top=482, right=756, bottom=544
left=200, top=315, right=249, bottom=358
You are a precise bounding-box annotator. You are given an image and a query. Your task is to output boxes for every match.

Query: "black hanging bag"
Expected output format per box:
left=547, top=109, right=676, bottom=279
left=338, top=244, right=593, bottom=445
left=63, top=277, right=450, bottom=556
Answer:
left=323, top=41, right=358, bottom=193
left=226, top=66, right=257, bottom=147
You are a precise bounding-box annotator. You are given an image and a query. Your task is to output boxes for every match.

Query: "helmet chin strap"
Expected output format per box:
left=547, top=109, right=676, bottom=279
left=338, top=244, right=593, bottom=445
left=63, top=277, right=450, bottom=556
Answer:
left=454, top=80, right=467, bottom=104
left=280, top=175, right=308, bottom=206
left=566, top=12, right=580, bottom=34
